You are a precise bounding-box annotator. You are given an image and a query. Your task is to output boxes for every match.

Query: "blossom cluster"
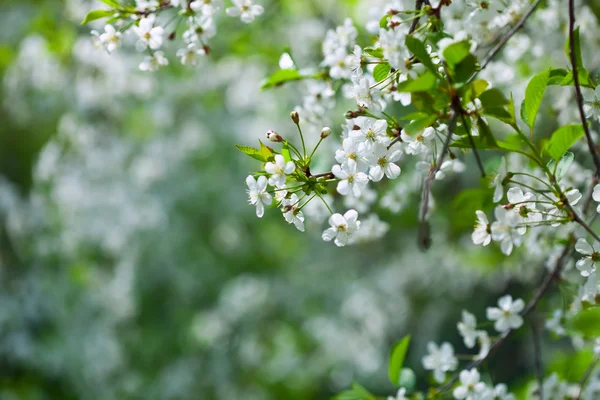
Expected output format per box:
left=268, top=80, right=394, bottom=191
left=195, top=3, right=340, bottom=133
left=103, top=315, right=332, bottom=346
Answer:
left=88, top=0, right=264, bottom=70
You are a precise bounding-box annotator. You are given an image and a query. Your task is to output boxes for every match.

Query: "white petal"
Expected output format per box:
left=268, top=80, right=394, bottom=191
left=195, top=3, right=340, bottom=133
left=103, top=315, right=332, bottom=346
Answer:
left=576, top=238, right=594, bottom=255
left=322, top=227, right=337, bottom=242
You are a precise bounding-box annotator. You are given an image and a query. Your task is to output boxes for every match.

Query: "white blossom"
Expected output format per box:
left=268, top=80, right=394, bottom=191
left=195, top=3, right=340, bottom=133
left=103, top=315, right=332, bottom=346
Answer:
left=246, top=175, right=272, bottom=218
left=575, top=238, right=599, bottom=277
left=226, top=0, right=264, bottom=23
left=265, top=154, right=295, bottom=188
left=486, top=295, right=524, bottom=333
left=133, top=16, right=165, bottom=51
left=422, top=342, right=458, bottom=383
left=453, top=368, right=486, bottom=400
left=332, top=159, right=369, bottom=197
left=472, top=210, right=491, bottom=246
left=322, top=209, right=361, bottom=247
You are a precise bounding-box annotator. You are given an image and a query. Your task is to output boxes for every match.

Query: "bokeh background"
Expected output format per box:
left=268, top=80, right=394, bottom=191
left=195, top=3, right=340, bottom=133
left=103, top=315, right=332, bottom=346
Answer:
left=1, top=1, right=599, bottom=399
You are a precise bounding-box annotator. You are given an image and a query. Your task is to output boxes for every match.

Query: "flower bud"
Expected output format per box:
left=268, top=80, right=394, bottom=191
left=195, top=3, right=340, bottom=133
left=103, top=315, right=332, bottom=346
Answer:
left=266, top=130, right=283, bottom=142
left=320, top=127, right=331, bottom=139
left=345, top=111, right=356, bottom=119
left=290, top=111, right=300, bottom=124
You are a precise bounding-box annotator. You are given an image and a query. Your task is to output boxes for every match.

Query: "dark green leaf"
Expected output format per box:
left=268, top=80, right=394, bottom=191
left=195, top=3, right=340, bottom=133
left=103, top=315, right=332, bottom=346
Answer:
left=235, top=145, right=265, bottom=162
left=405, top=36, right=438, bottom=73
left=545, top=124, right=585, bottom=160
left=442, top=40, right=471, bottom=67
left=388, top=335, right=411, bottom=385
left=396, top=71, right=437, bottom=92
left=566, top=26, right=583, bottom=71
left=453, top=54, right=478, bottom=83
left=548, top=68, right=568, bottom=85
left=522, top=69, right=550, bottom=129
left=476, top=117, right=497, bottom=148
left=373, top=63, right=391, bottom=82
left=81, top=9, right=115, bottom=25
left=478, top=88, right=508, bottom=108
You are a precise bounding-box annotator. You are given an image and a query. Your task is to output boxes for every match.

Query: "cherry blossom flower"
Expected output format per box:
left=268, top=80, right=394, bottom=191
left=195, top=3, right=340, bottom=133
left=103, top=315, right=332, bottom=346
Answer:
left=422, top=342, right=458, bottom=383
left=332, top=159, right=369, bottom=197
left=575, top=238, right=599, bottom=277
left=367, top=143, right=402, bottom=182
left=321, top=209, right=361, bottom=247
left=472, top=210, right=491, bottom=246
left=226, top=0, right=264, bottom=23
left=133, top=16, right=165, bottom=51
left=246, top=175, right=272, bottom=218
left=486, top=295, right=524, bottom=333
left=265, top=154, right=295, bottom=188
left=453, top=368, right=486, bottom=400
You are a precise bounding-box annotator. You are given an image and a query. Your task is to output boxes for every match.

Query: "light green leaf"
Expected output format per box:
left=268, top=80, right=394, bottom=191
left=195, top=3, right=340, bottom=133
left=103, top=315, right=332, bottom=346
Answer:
left=99, top=0, right=121, bottom=7
left=235, top=145, right=265, bottom=162
left=405, top=36, right=438, bottom=73
left=570, top=308, right=600, bottom=338
left=522, top=69, right=550, bottom=129
left=261, top=69, right=304, bottom=90
left=362, top=47, right=383, bottom=59
left=388, top=335, right=411, bottom=385
left=396, top=71, right=437, bottom=92
left=258, top=140, right=274, bottom=161
left=281, top=141, right=292, bottom=163
left=403, top=115, right=437, bottom=135
left=462, top=80, right=489, bottom=105
left=373, top=63, right=391, bottom=82
left=545, top=124, right=585, bottom=160
left=556, top=151, right=574, bottom=181
left=335, top=383, right=375, bottom=400
left=81, top=9, right=115, bottom=25
left=442, top=40, right=471, bottom=67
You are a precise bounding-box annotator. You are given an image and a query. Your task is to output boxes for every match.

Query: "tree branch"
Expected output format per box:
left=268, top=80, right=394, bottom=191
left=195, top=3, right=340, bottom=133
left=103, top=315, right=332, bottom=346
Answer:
left=568, top=0, right=600, bottom=177
left=435, top=240, right=573, bottom=393
left=467, top=0, right=543, bottom=84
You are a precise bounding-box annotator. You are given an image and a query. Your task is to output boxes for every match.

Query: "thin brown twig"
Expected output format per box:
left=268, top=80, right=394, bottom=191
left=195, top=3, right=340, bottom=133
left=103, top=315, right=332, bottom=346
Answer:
left=568, top=0, right=600, bottom=177
left=408, top=0, right=424, bottom=34
left=418, top=97, right=459, bottom=250
left=466, top=0, right=543, bottom=84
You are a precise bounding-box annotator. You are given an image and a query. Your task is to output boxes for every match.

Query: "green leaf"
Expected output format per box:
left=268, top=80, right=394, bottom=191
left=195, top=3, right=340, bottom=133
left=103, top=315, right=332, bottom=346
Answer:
left=261, top=69, right=304, bottom=90
left=388, top=335, right=411, bottom=385
left=545, top=124, right=585, bottom=160
left=235, top=145, right=265, bottom=162
left=566, top=26, right=583, bottom=71
left=363, top=47, right=383, bottom=59
left=81, top=9, right=115, bottom=25
left=442, top=40, right=471, bottom=67
left=99, top=0, right=120, bottom=7
left=405, top=36, right=438, bottom=73
left=522, top=69, right=550, bottom=129
left=560, top=70, right=596, bottom=89
left=396, top=71, right=437, bottom=92
left=453, top=54, right=478, bottom=83
left=259, top=140, right=274, bottom=161
left=478, top=88, right=508, bottom=108
left=476, top=117, right=497, bottom=148
left=403, top=115, right=438, bottom=134
left=335, top=383, right=375, bottom=400
left=570, top=308, right=600, bottom=338
left=555, top=151, right=574, bottom=181
left=373, top=63, right=391, bottom=82
left=462, top=79, right=489, bottom=105
left=548, top=68, right=568, bottom=85
left=281, top=141, right=292, bottom=163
